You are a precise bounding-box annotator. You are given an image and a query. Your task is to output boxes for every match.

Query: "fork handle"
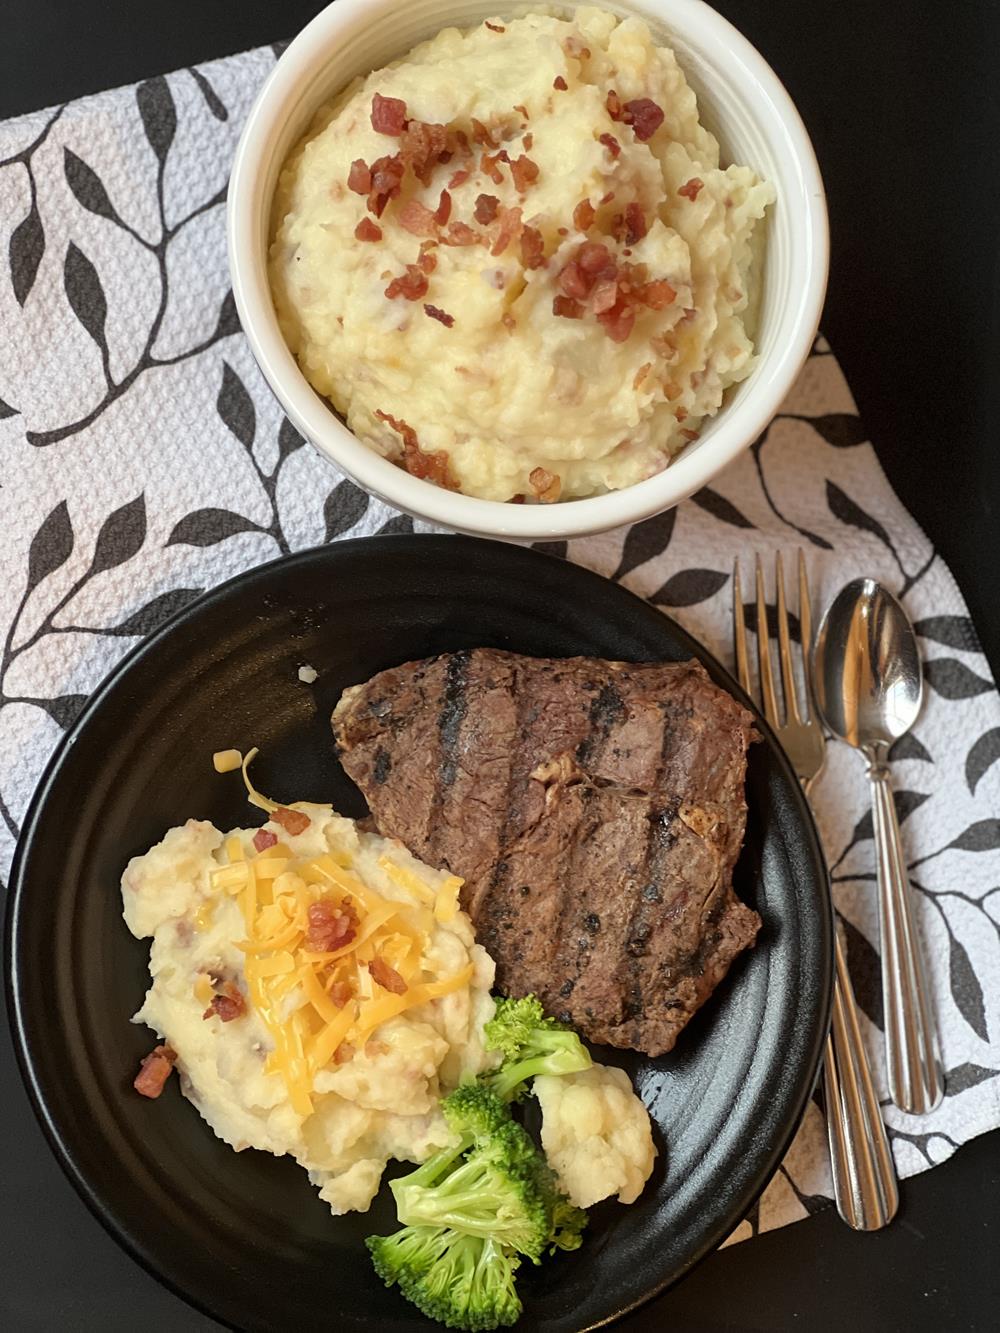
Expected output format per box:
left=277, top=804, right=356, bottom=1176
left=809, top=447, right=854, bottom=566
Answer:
left=825, top=933, right=899, bottom=1229
left=867, top=758, right=944, bottom=1114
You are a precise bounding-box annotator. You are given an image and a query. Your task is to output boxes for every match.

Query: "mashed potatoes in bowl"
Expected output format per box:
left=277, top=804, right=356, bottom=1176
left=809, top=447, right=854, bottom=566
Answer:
left=269, top=8, right=774, bottom=502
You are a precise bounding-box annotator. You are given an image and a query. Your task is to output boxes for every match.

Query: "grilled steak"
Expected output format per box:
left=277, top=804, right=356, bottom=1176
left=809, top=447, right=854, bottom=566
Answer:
left=332, top=650, right=760, bottom=1057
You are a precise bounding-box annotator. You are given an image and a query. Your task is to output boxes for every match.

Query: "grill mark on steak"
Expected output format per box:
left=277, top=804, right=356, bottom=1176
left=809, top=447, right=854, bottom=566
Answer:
left=333, top=649, right=760, bottom=1057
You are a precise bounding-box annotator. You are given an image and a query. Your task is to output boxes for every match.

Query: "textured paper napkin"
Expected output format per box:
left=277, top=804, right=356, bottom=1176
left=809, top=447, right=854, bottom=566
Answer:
left=1, top=44, right=999, bottom=1244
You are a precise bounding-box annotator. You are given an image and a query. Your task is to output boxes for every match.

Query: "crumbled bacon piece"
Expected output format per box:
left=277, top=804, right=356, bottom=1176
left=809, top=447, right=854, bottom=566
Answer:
left=375, top=410, right=456, bottom=488
left=471, top=117, right=497, bottom=147
left=484, top=20, right=505, bottom=32
left=202, top=980, right=246, bottom=1023
left=272, top=806, right=310, bottom=836
left=328, top=981, right=352, bottom=1009
left=334, top=1042, right=355, bottom=1064
left=348, top=159, right=372, bottom=194
left=425, top=303, right=455, bottom=327
left=438, top=150, right=453, bottom=164
left=400, top=121, right=449, bottom=184
left=474, top=193, right=500, bottom=224
left=651, top=332, right=678, bottom=359
left=305, top=899, right=359, bottom=953
left=675, top=406, right=688, bottom=421
left=418, top=249, right=438, bottom=274
left=399, top=199, right=437, bottom=237
left=591, top=276, right=619, bottom=314
left=434, top=189, right=452, bottom=225
left=443, top=221, right=480, bottom=246
left=681, top=428, right=700, bottom=441
left=367, top=153, right=405, bottom=216
left=365, top=1039, right=389, bottom=1058
left=681, top=306, right=698, bottom=322
left=623, top=98, right=665, bottom=141
left=515, top=104, right=529, bottom=119
left=520, top=225, right=546, bottom=270
left=553, top=75, right=568, bottom=90
left=502, top=312, right=517, bottom=331
left=529, top=467, right=562, bottom=502
left=385, top=264, right=430, bottom=300
left=481, top=151, right=505, bottom=184
left=633, top=362, right=653, bottom=389
left=597, top=298, right=636, bottom=343
left=448, top=168, right=471, bottom=189
left=624, top=201, right=648, bottom=244
left=523, top=132, right=533, bottom=149
left=491, top=204, right=523, bottom=256
left=354, top=217, right=382, bottom=242
left=558, top=261, right=589, bottom=300
left=371, top=93, right=408, bottom=136
left=606, top=89, right=623, bottom=121
left=573, top=199, right=596, bottom=231
left=678, top=177, right=704, bottom=201
left=369, top=957, right=408, bottom=994
left=663, top=380, right=683, bottom=400
left=253, top=829, right=277, bottom=852
left=638, top=279, right=676, bottom=309
left=134, top=1044, right=177, bottom=1099
left=578, top=241, right=614, bottom=275
left=599, top=132, right=621, bottom=158
left=552, top=295, right=583, bottom=319
left=509, top=155, right=539, bottom=192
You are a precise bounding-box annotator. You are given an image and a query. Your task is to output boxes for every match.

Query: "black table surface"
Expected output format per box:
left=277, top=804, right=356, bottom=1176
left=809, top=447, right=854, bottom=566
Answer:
left=2, top=2, right=998, bottom=1330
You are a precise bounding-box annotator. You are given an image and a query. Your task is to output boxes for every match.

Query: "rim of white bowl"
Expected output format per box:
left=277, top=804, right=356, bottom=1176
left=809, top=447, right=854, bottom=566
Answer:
left=228, top=0, right=829, bottom=540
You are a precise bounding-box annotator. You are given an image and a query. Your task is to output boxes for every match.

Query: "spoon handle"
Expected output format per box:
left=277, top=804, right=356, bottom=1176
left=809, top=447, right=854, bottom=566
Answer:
left=868, top=759, right=944, bottom=1114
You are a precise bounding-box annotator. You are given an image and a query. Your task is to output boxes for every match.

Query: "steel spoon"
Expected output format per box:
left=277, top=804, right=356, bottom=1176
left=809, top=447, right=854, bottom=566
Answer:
left=813, top=579, right=944, bottom=1115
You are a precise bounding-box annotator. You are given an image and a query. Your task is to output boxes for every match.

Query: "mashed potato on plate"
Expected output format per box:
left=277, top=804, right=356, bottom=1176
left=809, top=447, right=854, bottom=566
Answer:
left=270, top=7, right=773, bottom=501
left=123, top=805, right=495, bottom=1215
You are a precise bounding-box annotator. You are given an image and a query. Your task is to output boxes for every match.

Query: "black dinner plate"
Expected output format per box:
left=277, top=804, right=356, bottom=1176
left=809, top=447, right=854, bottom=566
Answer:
left=5, top=535, right=831, bottom=1332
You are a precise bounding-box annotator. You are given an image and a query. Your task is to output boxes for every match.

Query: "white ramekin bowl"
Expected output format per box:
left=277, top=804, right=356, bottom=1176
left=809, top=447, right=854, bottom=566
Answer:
left=228, top=0, right=828, bottom=540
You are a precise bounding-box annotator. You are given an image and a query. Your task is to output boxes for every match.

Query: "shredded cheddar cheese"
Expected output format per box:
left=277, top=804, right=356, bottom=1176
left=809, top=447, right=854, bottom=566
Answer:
left=212, top=748, right=243, bottom=774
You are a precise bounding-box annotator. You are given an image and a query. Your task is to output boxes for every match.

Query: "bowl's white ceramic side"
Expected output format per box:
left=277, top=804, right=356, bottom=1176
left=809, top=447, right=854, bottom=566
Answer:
left=228, top=0, right=828, bottom=539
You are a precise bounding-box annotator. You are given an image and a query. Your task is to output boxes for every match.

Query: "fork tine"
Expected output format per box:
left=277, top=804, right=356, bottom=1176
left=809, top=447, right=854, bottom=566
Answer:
left=775, top=553, right=801, bottom=723
left=732, top=560, right=751, bottom=693
left=755, top=555, right=781, bottom=727
left=798, top=550, right=817, bottom=721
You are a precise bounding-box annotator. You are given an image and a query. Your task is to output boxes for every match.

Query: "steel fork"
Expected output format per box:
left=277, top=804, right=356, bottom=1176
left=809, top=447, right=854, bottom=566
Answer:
left=734, top=553, right=899, bottom=1231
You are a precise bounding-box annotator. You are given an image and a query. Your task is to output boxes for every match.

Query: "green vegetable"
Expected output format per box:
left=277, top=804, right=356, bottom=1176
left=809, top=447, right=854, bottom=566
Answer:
left=483, top=996, right=592, bottom=1101
left=367, top=1226, right=522, bottom=1331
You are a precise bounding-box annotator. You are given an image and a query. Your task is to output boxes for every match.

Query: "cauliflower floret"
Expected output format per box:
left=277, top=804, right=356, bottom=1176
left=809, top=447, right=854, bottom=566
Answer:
left=534, top=1063, right=656, bottom=1207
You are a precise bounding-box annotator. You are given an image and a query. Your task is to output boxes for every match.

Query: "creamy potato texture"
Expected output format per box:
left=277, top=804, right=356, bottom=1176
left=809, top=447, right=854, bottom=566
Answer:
left=270, top=8, right=773, bottom=501
left=123, top=808, right=495, bottom=1215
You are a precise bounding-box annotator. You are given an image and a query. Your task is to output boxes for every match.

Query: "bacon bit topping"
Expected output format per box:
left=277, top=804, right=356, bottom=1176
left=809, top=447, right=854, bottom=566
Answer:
left=354, top=217, right=382, bottom=242
left=367, top=153, right=405, bottom=216
left=334, top=1042, right=355, bottom=1064
left=371, top=93, right=408, bottom=136
left=678, top=176, right=704, bottom=201
left=623, top=98, right=665, bottom=140
left=634, top=362, right=653, bottom=389
left=448, top=168, right=471, bottom=189
left=385, top=264, right=430, bottom=300
left=662, top=380, right=682, bottom=400
left=305, top=899, right=359, bottom=953
left=369, top=957, right=408, bottom=994
left=558, top=260, right=589, bottom=300
left=424, top=303, right=455, bottom=327
left=348, top=159, right=372, bottom=194
left=253, top=828, right=278, bottom=852
left=434, top=189, right=452, bottom=225
left=365, top=1039, right=389, bottom=1058
left=438, top=150, right=453, bottom=164
left=400, top=121, right=449, bottom=184
left=329, top=981, right=352, bottom=1009
left=675, top=406, right=688, bottom=421
left=134, top=1044, right=177, bottom=1099
left=484, top=20, right=505, bottom=32
left=443, top=220, right=480, bottom=246
left=418, top=249, right=438, bottom=274
left=202, top=980, right=246, bottom=1023
left=375, top=410, right=456, bottom=488
left=651, top=333, right=678, bottom=360
left=272, top=806, right=310, bottom=836
left=681, top=428, right=700, bottom=441
left=523, top=132, right=534, bottom=150
left=471, top=118, right=497, bottom=147
left=606, top=89, right=624, bottom=121
left=474, top=193, right=500, bottom=224
left=682, top=307, right=698, bottom=323
left=552, top=295, right=583, bottom=319
left=509, top=155, right=540, bottom=192
left=553, top=75, right=568, bottom=91
left=573, top=199, right=596, bottom=231
left=597, top=297, right=636, bottom=343
left=638, top=279, right=676, bottom=309
left=599, top=132, right=621, bottom=158
left=529, top=467, right=562, bottom=503
left=515, top=104, right=530, bottom=120
left=600, top=191, right=615, bottom=206
left=520, top=225, right=546, bottom=270
left=502, top=312, right=517, bottom=331
left=591, top=276, right=619, bottom=314
left=491, top=204, right=523, bottom=257
left=624, top=201, right=648, bottom=244
left=480, top=151, right=505, bottom=184
left=564, top=34, right=590, bottom=58
left=578, top=241, right=613, bottom=274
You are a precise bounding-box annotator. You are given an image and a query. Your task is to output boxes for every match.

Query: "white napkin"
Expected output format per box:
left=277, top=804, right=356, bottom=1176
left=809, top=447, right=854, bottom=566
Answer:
left=1, top=44, right=998, bottom=1244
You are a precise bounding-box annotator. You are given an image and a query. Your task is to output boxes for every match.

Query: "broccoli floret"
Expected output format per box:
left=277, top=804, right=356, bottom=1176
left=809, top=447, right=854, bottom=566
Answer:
left=483, top=996, right=592, bottom=1101
left=367, top=1226, right=521, bottom=1331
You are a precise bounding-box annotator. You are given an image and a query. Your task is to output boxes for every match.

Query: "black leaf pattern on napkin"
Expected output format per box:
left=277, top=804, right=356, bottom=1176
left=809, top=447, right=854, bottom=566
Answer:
left=64, top=243, right=109, bottom=362
left=26, top=500, right=74, bottom=594
left=826, top=480, right=894, bottom=550
left=0, top=395, right=17, bottom=419
left=840, top=916, right=882, bottom=1030
left=689, top=487, right=754, bottom=528
left=111, top=588, right=202, bottom=635
left=167, top=508, right=262, bottom=547
left=949, top=934, right=988, bottom=1041
left=801, top=413, right=868, bottom=448
left=37, top=694, right=88, bottom=730
left=889, top=733, right=933, bottom=763
left=740, top=600, right=801, bottom=644
left=277, top=417, right=305, bottom=462
left=611, top=509, right=676, bottom=580
left=965, top=728, right=1000, bottom=795
left=651, top=568, right=729, bottom=608
left=914, top=615, right=982, bottom=653
left=943, top=819, right=1000, bottom=853
left=88, top=494, right=145, bottom=574
left=945, top=1063, right=997, bottom=1096
left=838, top=790, right=929, bottom=860
left=10, top=199, right=45, bottom=306
left=217, top=361, right=256, bottom=447
left=377, top=513, right=414, bottom=536
left=924, top=658, right=994, bottom=699
left=136, top=76, right=177, bottom=165
left=214, top=289, right=242, bottom=341
left=532, top=541, right=568, bottom=559
left=64, top=148, right=124, bottom=226
left=324, top=481, right=369, bottom=542
left=189, top=67, right=228, bottom=121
